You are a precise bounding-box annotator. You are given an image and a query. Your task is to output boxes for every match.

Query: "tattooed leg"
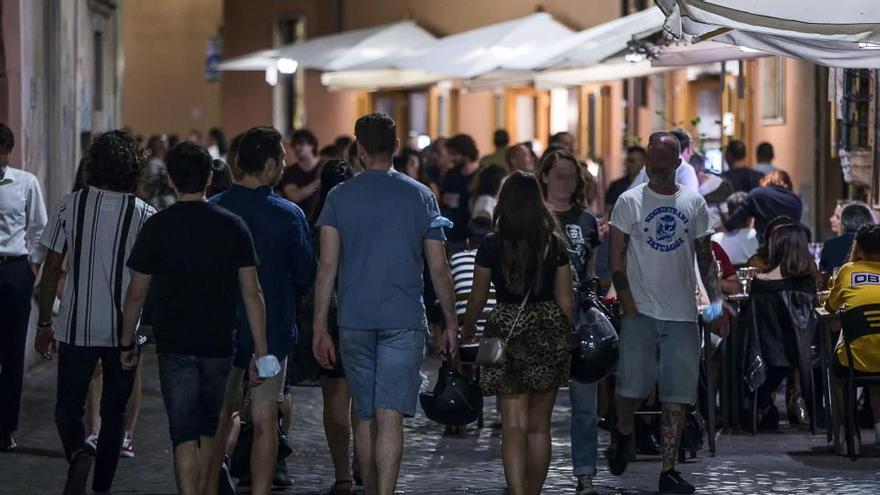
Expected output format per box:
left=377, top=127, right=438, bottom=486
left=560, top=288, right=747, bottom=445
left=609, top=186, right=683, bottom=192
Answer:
left=660, top=403, right=685, bottom=472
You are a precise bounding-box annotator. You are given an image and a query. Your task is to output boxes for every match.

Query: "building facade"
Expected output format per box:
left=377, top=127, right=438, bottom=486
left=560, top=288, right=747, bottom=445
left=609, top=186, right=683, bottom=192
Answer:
left=119, top=0, right=839, bottom=233
left=1, top=0, right=123, bottom=365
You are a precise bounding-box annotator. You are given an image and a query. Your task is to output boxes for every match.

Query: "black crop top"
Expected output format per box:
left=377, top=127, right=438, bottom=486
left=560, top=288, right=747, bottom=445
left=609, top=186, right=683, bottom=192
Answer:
left=474, top=233, right=569, bottom=304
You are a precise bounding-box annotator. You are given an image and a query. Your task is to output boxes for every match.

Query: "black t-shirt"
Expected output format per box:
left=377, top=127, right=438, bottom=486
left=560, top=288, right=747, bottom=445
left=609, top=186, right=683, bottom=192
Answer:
left=555, top=208, right=600, bottom=291
left=475, top=233, right=569, bottom=304
left=605, top=176, right=632, bottom=210
left=440, top=168, right=478, bottom=243
left=127, top=201, right=258, bottom=357
left=723, top=167, right=764, bottom=193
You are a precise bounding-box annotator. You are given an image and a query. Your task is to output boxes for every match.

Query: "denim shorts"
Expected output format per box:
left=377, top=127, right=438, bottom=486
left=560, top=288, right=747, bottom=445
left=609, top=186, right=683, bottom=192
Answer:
left=615, top=314, right=700, bottom=405
left=158, top=353, right=232, bottom=447
left=339, top=328, right=425, bottom=418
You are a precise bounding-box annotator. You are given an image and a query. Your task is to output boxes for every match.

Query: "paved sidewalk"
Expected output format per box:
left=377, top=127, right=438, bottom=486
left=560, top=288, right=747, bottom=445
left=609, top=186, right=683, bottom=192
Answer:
left=0, top=349, right=878, bottom=494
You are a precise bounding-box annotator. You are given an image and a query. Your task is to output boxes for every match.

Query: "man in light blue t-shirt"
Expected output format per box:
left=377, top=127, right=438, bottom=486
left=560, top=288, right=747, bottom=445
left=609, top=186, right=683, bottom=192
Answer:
left=313, top=113, right=458, bottom=495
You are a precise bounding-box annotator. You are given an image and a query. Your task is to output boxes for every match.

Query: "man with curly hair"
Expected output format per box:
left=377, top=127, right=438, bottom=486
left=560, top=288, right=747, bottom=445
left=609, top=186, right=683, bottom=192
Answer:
left=35, top=130, right=155, bottom=495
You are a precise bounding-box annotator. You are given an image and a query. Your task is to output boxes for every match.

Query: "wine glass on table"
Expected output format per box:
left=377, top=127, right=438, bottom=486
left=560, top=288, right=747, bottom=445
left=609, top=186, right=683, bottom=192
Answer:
left=735, top=267, right=758, bottom=297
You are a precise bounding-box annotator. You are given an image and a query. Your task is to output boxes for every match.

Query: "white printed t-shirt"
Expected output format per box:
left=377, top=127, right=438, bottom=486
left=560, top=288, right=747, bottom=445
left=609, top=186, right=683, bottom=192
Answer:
left=610, top=183, right=714, bottom=323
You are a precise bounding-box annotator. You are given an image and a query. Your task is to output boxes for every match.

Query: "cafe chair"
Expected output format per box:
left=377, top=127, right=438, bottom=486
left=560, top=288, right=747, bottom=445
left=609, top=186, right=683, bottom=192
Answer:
left=839, top=304, right=880, bottom=460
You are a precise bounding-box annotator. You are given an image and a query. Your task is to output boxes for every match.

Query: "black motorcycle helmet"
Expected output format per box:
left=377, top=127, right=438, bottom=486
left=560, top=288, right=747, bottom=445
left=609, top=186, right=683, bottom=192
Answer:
left=419, top=360, right=483, bottom=426
left=570, top=305, right=619, bottom=384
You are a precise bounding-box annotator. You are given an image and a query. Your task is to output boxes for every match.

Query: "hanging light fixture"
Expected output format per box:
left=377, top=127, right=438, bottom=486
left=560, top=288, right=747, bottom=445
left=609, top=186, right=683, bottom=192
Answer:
left=265, top=66, right=279, bottom=86
left=276, top=57, right=299, bottom=74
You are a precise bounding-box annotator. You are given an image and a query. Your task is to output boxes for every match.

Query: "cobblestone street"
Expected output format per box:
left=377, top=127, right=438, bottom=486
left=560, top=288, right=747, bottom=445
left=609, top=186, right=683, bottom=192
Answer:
left=1, top=349, right=878, bottom=495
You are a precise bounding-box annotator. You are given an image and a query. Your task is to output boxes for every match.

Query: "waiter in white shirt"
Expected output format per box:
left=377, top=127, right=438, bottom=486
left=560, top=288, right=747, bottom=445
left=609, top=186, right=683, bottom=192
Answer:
left=0, top=123, right=47, bottom=451
left=627, top=128, right=699, bottom=194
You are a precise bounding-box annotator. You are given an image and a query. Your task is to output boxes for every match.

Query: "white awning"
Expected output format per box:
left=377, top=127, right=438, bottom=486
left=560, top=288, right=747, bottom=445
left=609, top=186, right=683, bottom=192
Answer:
left=535, top=59, right=672, bottom=89
left=656, top=0, right=880, bottom=68
left=350, top=13, right=576, bottom=79
left=320, top=69, right=446, bottom=91
left=538, top=7, right=667, bottom=70
left=652, top=40, right=767, bottom=67
left=217, top=21, right=437, bottom=72
left=216, top=49, right=280, bottom=72
left=462, top=8, right=667, bottom=89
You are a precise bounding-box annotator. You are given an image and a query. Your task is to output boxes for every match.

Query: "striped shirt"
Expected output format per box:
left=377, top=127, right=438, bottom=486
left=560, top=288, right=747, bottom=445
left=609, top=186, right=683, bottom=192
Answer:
left=40, top=186, right=155, bottom=347
left=450, top=249, right=496, bottom=336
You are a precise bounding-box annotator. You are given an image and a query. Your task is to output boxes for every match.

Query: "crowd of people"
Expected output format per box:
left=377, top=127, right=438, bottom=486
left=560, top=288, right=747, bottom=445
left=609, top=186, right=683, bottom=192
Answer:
left=0, top=112, right=878, bottom=495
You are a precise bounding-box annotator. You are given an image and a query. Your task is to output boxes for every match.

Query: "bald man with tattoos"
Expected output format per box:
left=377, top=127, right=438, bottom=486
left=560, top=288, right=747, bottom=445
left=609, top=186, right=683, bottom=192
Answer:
left=606, top=132, right=730, bottom=494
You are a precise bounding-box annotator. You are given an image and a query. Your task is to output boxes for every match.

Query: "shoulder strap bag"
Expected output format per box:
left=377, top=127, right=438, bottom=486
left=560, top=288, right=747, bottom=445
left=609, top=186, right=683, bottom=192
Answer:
left=475, top=241, right=549, bottom=367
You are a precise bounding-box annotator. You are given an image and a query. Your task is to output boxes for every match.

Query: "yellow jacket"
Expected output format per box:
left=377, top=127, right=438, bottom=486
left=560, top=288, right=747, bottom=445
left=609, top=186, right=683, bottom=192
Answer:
left=826, top=260, right=880, bottom=372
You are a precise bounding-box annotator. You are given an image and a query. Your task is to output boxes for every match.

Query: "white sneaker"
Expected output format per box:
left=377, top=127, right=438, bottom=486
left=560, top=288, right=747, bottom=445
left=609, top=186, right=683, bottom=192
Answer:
left=85, top=429, right=99, bottom=450
left=576, top=475, right=598, bottom=495
left=120, top=432, right=134, bottom=458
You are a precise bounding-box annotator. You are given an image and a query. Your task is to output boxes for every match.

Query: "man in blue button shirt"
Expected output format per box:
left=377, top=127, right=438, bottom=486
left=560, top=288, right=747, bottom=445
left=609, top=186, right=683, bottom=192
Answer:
left=313, top=113, right=458, bottom=495
left=210, top=126, right=316, bottom=495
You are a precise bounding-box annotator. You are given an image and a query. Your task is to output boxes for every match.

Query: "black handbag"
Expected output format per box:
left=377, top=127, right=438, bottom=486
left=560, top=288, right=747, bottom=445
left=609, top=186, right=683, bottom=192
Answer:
left=570, top=294, right=619, bottom=384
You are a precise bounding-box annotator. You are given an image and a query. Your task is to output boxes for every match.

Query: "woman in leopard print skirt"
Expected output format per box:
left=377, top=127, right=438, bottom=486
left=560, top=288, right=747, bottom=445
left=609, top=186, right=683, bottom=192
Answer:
left=461, top=171, right=574, bottom=495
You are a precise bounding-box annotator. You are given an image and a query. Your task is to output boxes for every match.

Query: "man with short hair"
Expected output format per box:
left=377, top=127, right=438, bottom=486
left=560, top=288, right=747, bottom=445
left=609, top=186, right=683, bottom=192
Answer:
left=279, top=128, right=322, bottom=219
left=505, top=142, right=536, bottom=173
left=480, top=129, right=510, bottom=170
left=36, top=130, right=154, bottom=495
left=0, top=122, right=47, bottom=452
left=441, top=133, right=481, bottom=251
left=313, top=113, right=459, bottom=495
left=711, top=192, right=759, bottom=265
left=606, top=146, right=645, bottom=212
left=628, top=128, right=699, bottom=193
left=118, top=142, right=277, bottom=495
left=755, top=142, right=777, bottom=175
left=608, top=132, right=729, bottom=494
left=211, top=126, right=316, bottom=493
left=723, top=140, right=763, bottom=193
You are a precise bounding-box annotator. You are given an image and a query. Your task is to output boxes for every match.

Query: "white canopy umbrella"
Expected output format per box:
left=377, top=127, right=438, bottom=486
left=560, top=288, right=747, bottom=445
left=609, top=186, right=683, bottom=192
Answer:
left=217, top=21, right=437, bottom=72
left=656, top=0, right=880, bottom=68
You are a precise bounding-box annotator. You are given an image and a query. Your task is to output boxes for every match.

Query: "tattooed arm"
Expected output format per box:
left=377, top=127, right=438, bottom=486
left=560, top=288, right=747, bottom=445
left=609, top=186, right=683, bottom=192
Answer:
left=695, top=236, right=722, bottom=303
left=609, top=225, right=638, bottom=316
left=695, top=236, right=730, bottom=336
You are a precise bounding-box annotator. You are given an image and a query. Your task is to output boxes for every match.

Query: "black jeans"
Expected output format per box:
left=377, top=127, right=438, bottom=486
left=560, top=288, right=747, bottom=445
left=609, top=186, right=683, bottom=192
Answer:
left=0, top=259, right=35, bottom=434
left=55, top=343, right=135, bottom=493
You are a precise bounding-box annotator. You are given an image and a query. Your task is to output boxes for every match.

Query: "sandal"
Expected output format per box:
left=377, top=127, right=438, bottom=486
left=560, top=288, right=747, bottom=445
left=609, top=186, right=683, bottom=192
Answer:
left=328, top=480, right=352, bottom=495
